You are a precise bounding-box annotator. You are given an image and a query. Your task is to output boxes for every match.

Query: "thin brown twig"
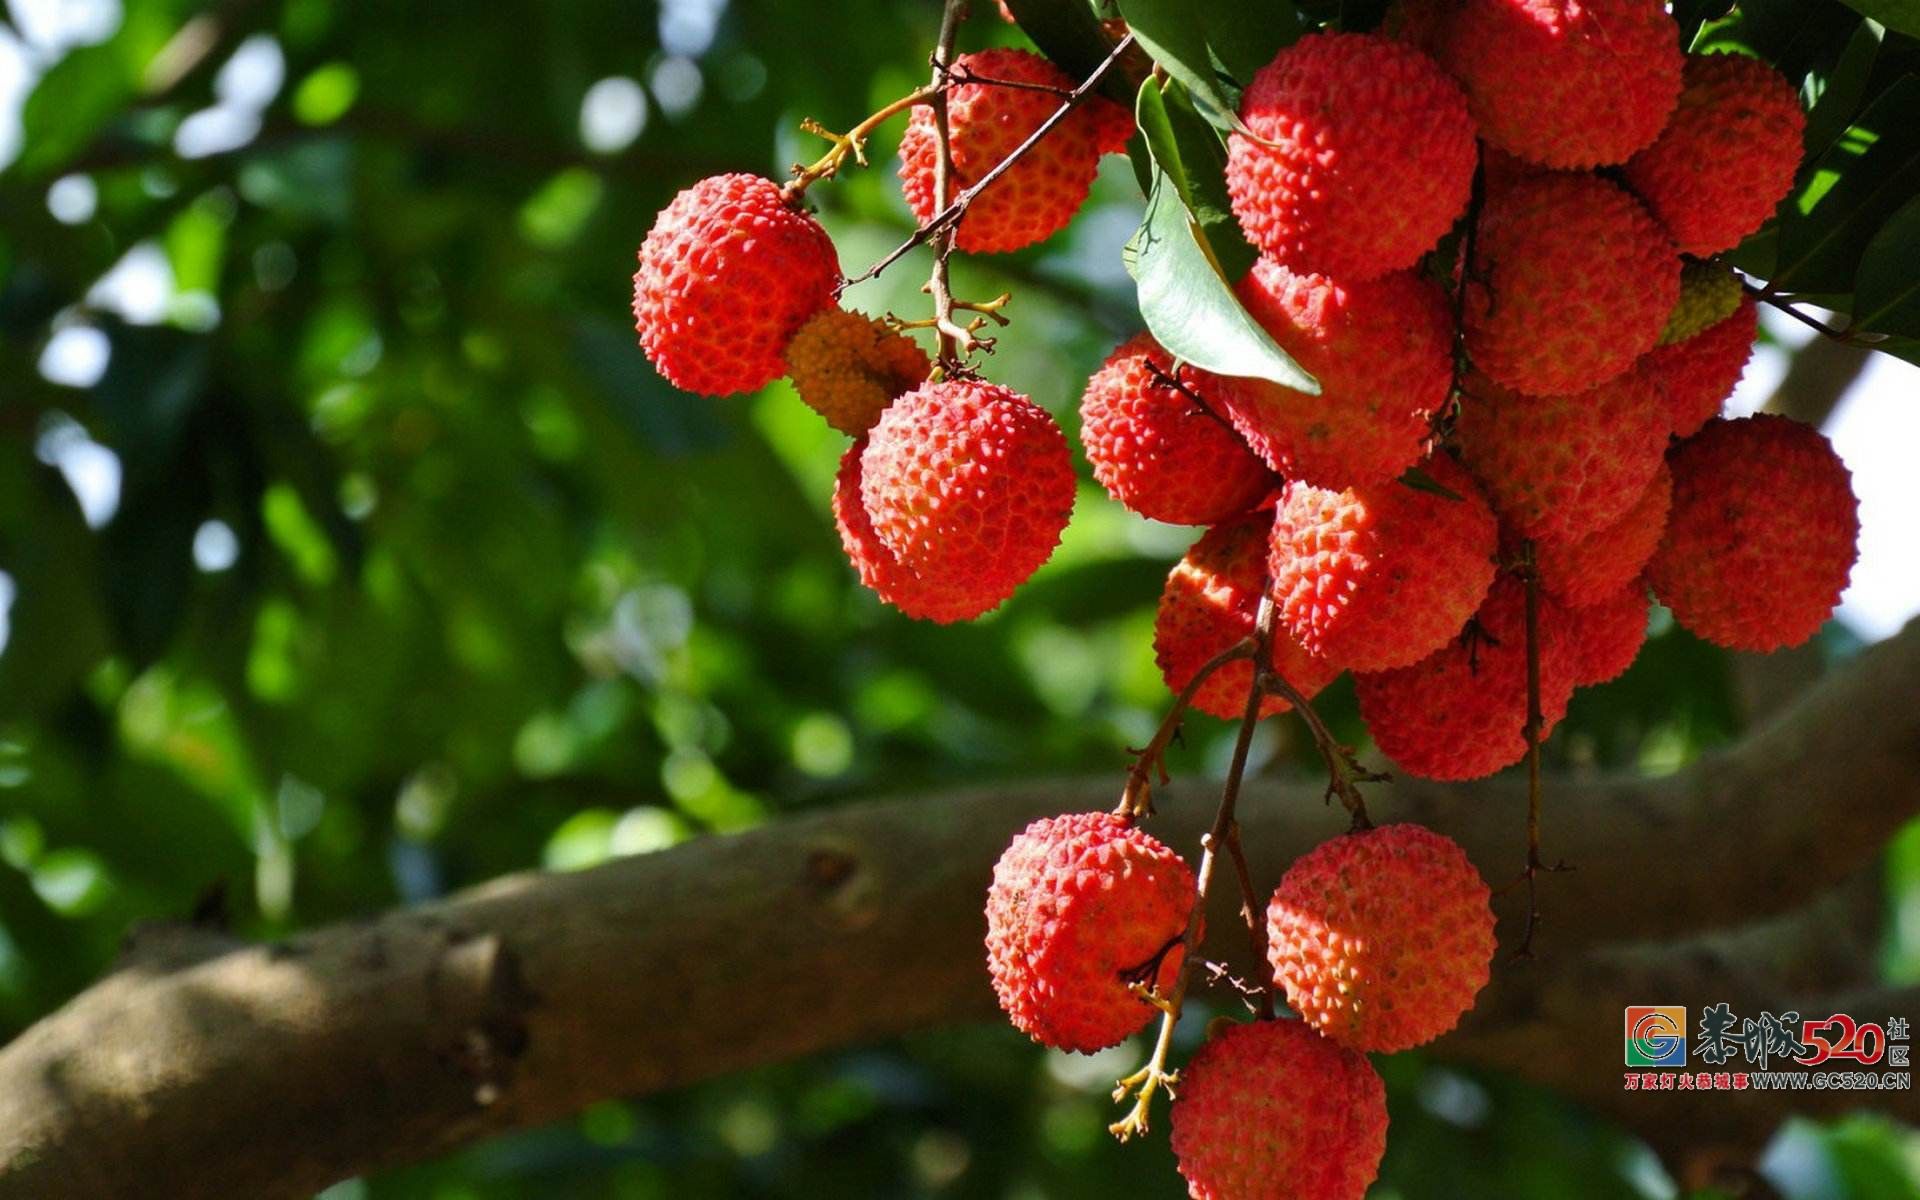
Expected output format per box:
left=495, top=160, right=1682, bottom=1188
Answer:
left=1508, top=543, right=1570, bottom=959
left=1110, top=595, right=1277, bottom=1139
left=1740, top=279, right=1887, bottom=346
left=847, top=32, right=1137, bottom=290
left=924, top=0, right=970, bottom=368
left=1259, top=669, right=1383, bottom=832
left=1116, top=639, right=1257, bottom=820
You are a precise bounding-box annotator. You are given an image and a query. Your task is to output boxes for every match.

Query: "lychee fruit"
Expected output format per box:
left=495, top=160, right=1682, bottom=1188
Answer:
left=1225, top=31, right=1476, bottom=280
left=845, top=380, right=1074, bottom=623
left=785, top=307, right=930, bottom=435
left=1568, top=580, right=1651, bottom=686
left=1206, top=258, right=1454, bottom=489
left=1453, top=369, right=1669, bottom=543
left=1660, top=261, right=1745, bottom=346
left=833, top=437, right=950, bottom=620
left=1268, top=454, right=1499, bottom=672
left=984, top=812, right=1195, bottom=1052
left=1532, top=461, right=1671, bottom=608
left=1170, top=1018, right=1387, bottom=1200
left=1465, top=171, right=1679, bottom=396
left=1154, top=511, right=1342, bottom=721
left=1638, top=293, right=1758, bottom=440
left=898, top=48, right=1130, bottom=254
left=1355, top=575, right=1579, bottom=780
left=632, top=173, right=839, bottom=396
left=1624, top=53, right=1806, bottom=256
left=1438, top=0, right=1683, bottom=169
left=1078, top=334, right=1275, bottom=526
left=1266, top=823, right=1495, bottom=1053
left=1647, top=415, right=1858, bottom=651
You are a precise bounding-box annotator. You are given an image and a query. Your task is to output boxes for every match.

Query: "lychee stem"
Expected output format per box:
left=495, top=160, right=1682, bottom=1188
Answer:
left=1507, top=540, right=1572, bottom=960
left=783, top=88, right=937, bottom=201
left=1109, top=596, right=1279, bottom=1140
left=1116, top=639, right=1257, bottom=820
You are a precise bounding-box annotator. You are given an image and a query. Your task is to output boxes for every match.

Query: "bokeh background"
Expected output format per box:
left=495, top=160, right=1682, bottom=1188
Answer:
left=2, top=0, right=1918, bottom=1196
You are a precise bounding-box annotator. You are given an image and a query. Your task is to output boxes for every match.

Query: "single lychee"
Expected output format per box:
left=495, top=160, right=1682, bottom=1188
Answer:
left=632, top=173, right=840, bottom=396
left=1638, top=294, right=1758, bottom=440
left=1454, top=369, right=1669, bottom=543
left=1206, top=258, right=1454, bottom=489
left=1464, top=171, right=1679, bottom=396
left=1625, top=53, right=1806, bottom=256
left=1154, top=511, right=1342, bottom=721
left=1532, top=461, right=1671, bottom=608
left=1171, top=1018, right=1387, bottom=1200
left=1355, top=576, right=1578, bottom=781
left=1225, top=31, right=1477, bottom=280
left=785, top=307, right=930, bottom=435
left=1438, top=0, right=1683, bottom=168
left=1569, top=580, right=1651, bottom=686
left=1268, top=454, right=1499, bottom=672
left=1078, top=334, right=1275, bottom=526
left=1647, top=415, right=1858, bottom=651
left=849, top=381, right=1075, bottom=622
left=984, top=812, right=1195, bottom=1052
left=1661, top=262, right=1745, bottom=346
left=1266, top=823, right=1495, bottom=1053
left=898, top=48, right=1130, bottom=254
left=833, top=437, right=951, bottom=621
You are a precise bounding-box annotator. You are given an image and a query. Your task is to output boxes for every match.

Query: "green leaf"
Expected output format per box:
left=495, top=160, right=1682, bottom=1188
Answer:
left=1201, top=0, right=1303, bottom=84
left=1400, top=465, right=1466, bottom=502
left=1116, top=0, right=1241, bottom=123
left=1133, top=79, right=1256, bottom=280
left=1852, top=192, right=1920, bottom=333
left=1836, top=0, right=1920, bottom=39
left=1803, top=18, right=1885, bottom=158
left=1123, top=170, right=1317, bottom=392
left=1000, top=0, right=1140, bottom=105
left=1773, top=75, right=1920, bottom=293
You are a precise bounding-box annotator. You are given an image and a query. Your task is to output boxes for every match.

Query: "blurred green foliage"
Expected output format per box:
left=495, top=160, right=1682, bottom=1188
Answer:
left=0, top=1, right=1915, bottom=1196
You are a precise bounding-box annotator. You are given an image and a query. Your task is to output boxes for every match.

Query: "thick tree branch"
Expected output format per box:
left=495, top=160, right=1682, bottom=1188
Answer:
left=1, top=621, right=1917, bottom=1198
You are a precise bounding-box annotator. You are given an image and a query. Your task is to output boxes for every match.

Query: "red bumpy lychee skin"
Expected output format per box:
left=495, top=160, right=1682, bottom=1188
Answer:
left=1356, top=576, right=1579, bottom=781
left=1648, top=415, right=1859, bottom=651
left=847, top=380, right=1075, bottom=623
left=1225, top=31, right=1477, bottom=280
left=1625, top=54, right=1806, bottom=256
left=1454, top=369, right=1669, bottom=543
left=1268, top=454, right=1499, bottom=672
left=1171, top=1019, right=1388, bottom=1200
left=1638, top=294, right=1758, bottom=440
left=984, top=812, right=1195, bottom=1053
left=834, top=437, right=947, bottom=621
left=1078, top=334, right=1274, bottom=526
left=1569, top=580, right=1651, bottom=686
left=1438, top=0, right=1683, bottom=168
left=1533, top=461, right=1671, bottom=608
left=1266, top=824, right=1495, bottom=1053
left=898, top=48, right=1130, bottom=254
left=1207, top=258, right=1454, bottom=489
left=632, top=173, right=839, bottom=397
left=1466, top=171, right=1679, bottom=397
left=1154, top=511, right=1341, bottom=721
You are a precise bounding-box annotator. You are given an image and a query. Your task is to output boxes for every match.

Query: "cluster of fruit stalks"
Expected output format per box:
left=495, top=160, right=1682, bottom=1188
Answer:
left=632, top=0, right=1867, bottom=1195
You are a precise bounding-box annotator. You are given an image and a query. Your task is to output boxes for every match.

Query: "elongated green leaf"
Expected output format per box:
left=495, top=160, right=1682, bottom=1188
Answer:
left=1774, top=75, right=1920, bottom=293
left=1116, top=0, right=1241, bottom=124
left=1203, top=1, right=1304, bottom=84
left=1852, top=192, right=1920, bottom=334
left=1837, top=0, right=1920, bottom=39
left=1133, top=79, right=1256, bottom=280
left=1124, top=171, right=1317, bottom=392
left=1803, top=18, right=1885, bottom=158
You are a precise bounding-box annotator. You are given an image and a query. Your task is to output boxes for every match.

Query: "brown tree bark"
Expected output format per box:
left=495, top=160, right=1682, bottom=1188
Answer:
left=0, top=620, right=1916, bottom=1199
